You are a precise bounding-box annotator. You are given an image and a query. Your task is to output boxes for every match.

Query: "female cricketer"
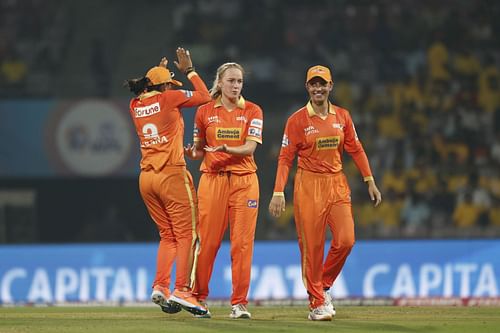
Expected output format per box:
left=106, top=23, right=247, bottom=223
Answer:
left=269, top=65, right=382, bottom=321
left=125, top=48, right=210, bottom=316
left=185, top=62, right=263, bottom=319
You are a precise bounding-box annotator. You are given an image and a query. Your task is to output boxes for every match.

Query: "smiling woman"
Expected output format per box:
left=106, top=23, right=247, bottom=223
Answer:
left=268, top=64, right=382, bottom=321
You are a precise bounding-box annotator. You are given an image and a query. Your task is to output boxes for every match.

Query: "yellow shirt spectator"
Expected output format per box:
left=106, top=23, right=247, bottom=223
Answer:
left=428, top=41, right=450, bottom=80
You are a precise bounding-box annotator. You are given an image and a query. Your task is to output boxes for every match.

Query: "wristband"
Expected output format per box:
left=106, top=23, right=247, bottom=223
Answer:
left=184, top=66, right=195, bottom=75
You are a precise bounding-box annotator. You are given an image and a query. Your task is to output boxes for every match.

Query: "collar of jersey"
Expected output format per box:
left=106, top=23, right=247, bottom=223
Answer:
left=306, top=101, right=336, bottom=117
left=139, top=91, right=162, bottom=101
left=214, top=96, right=246, bottom=109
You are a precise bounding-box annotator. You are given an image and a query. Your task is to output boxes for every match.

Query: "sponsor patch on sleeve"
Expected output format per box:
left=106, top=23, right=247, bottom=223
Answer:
left=248, top=127, right=262, bottom=137
left=250, top=119, right=263, bottom=129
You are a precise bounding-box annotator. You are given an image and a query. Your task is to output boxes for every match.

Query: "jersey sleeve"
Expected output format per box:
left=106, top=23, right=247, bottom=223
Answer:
left=193, top=107, right=205, bottom=145
left=245, top=106, right=263, bottom=144
left=273, top=117, right=299, bottom=194
left=165, top=72, right=211, bottom=108
left=343, top=112, right=374, bottom=182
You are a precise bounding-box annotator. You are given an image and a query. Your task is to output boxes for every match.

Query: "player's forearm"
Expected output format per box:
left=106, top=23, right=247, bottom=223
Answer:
left=183, top=73, right=211, bottom=106
left=224, top=141, right=257, bottom=156
left=350, top=149, right=374, bottom=181
left=273, top=162, right=291, bottom=193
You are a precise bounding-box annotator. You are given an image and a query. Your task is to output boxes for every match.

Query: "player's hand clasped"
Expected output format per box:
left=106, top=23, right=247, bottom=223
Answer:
left=204, top=144, right=228, bottom=153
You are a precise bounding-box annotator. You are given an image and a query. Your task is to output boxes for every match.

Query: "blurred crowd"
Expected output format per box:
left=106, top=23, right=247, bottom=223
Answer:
left=1, top=0, right=500, bottom=240
left=0, top=0, right=72, bottom=97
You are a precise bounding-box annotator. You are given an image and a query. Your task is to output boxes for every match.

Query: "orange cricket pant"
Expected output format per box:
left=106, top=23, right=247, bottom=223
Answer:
left=194, top=172, right=259, bottom=305
left=139, top=166, right=199, bottom=291
left=293, top=168, right=355, bottom=309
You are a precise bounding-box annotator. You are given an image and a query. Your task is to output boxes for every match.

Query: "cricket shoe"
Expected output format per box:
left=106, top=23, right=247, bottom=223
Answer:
left=308, top=305, right=333, bottom=321
left=229, top=304, right=251, bottom=319
left=323, top=290, right=336, bottom=317
left=194, top=300, right=212, bottom=318
left=151, top=286, right=181, bottom=314
left=169, top=289, right=208, bottom=316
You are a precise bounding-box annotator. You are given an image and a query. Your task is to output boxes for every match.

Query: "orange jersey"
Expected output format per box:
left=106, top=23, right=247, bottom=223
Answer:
left=129, top=73, right=210, bottom=171
left=193, top=97, right=263, bottom=174
left=274, top=101, right=373, bottom=193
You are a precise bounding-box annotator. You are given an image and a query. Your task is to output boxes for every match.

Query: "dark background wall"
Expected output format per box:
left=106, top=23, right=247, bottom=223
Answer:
left=1, top=0, right=500, bottom=243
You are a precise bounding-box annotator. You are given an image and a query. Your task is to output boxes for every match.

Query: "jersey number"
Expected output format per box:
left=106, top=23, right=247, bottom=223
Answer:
left=142, top=123, right=158, bottom=139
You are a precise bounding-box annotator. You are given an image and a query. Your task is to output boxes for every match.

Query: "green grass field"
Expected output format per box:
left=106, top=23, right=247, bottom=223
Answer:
left=1, top=305, right=499, bottom=333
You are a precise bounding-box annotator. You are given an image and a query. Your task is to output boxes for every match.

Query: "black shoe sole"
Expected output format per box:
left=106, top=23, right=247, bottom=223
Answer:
left=161, top=303, right=182, bottom=314
left=169, top=300, right=208, bottom=316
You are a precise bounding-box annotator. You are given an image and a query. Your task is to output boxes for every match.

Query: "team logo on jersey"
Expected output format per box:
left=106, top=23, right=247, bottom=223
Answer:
left=236, top=116, right=247, bottom=123
left=216, top=127, right=241, bottom=140
left=332, top=123, right=344, bottom=130
left=248, top=127, right=262, bottom=137
left=250, top=119, right=263, bottom=129
left=304, top=126, right=319, bottom=136
left=181, top=90, right=193, bottom=98
left=134, top=102, right=160, bottom=118
left=247, top=199, right=258, bottom=208
left=282, top=134, right=289, bottom=147
left=316, top=136, right=340, bottom=150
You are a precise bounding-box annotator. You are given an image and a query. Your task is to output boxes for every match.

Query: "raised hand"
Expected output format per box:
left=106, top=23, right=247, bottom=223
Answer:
left=158, top=57, right=168, bottom=68
left=174, top=47, right=193, bottom=74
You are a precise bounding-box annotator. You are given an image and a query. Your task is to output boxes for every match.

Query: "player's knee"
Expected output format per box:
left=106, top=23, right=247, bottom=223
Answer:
left=338, top=237, right=355, bottom=251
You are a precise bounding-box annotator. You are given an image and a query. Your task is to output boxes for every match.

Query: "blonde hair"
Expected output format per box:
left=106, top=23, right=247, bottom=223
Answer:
left=209, top=62, right=245, bottom=99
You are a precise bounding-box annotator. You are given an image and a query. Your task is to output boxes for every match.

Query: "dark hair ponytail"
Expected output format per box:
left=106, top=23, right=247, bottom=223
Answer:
left=123, top=77, right=150, bottom=96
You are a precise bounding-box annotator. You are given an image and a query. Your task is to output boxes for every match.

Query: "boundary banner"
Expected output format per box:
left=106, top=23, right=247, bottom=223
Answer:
left=0, top=240, right=499, bottom=304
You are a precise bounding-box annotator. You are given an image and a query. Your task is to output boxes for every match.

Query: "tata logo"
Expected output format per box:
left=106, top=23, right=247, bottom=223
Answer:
left=247, top=200, right=258, bottom=208
left=236, top=116, right=247, bottom=123
left=304, top=126, right=319, bottom=136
